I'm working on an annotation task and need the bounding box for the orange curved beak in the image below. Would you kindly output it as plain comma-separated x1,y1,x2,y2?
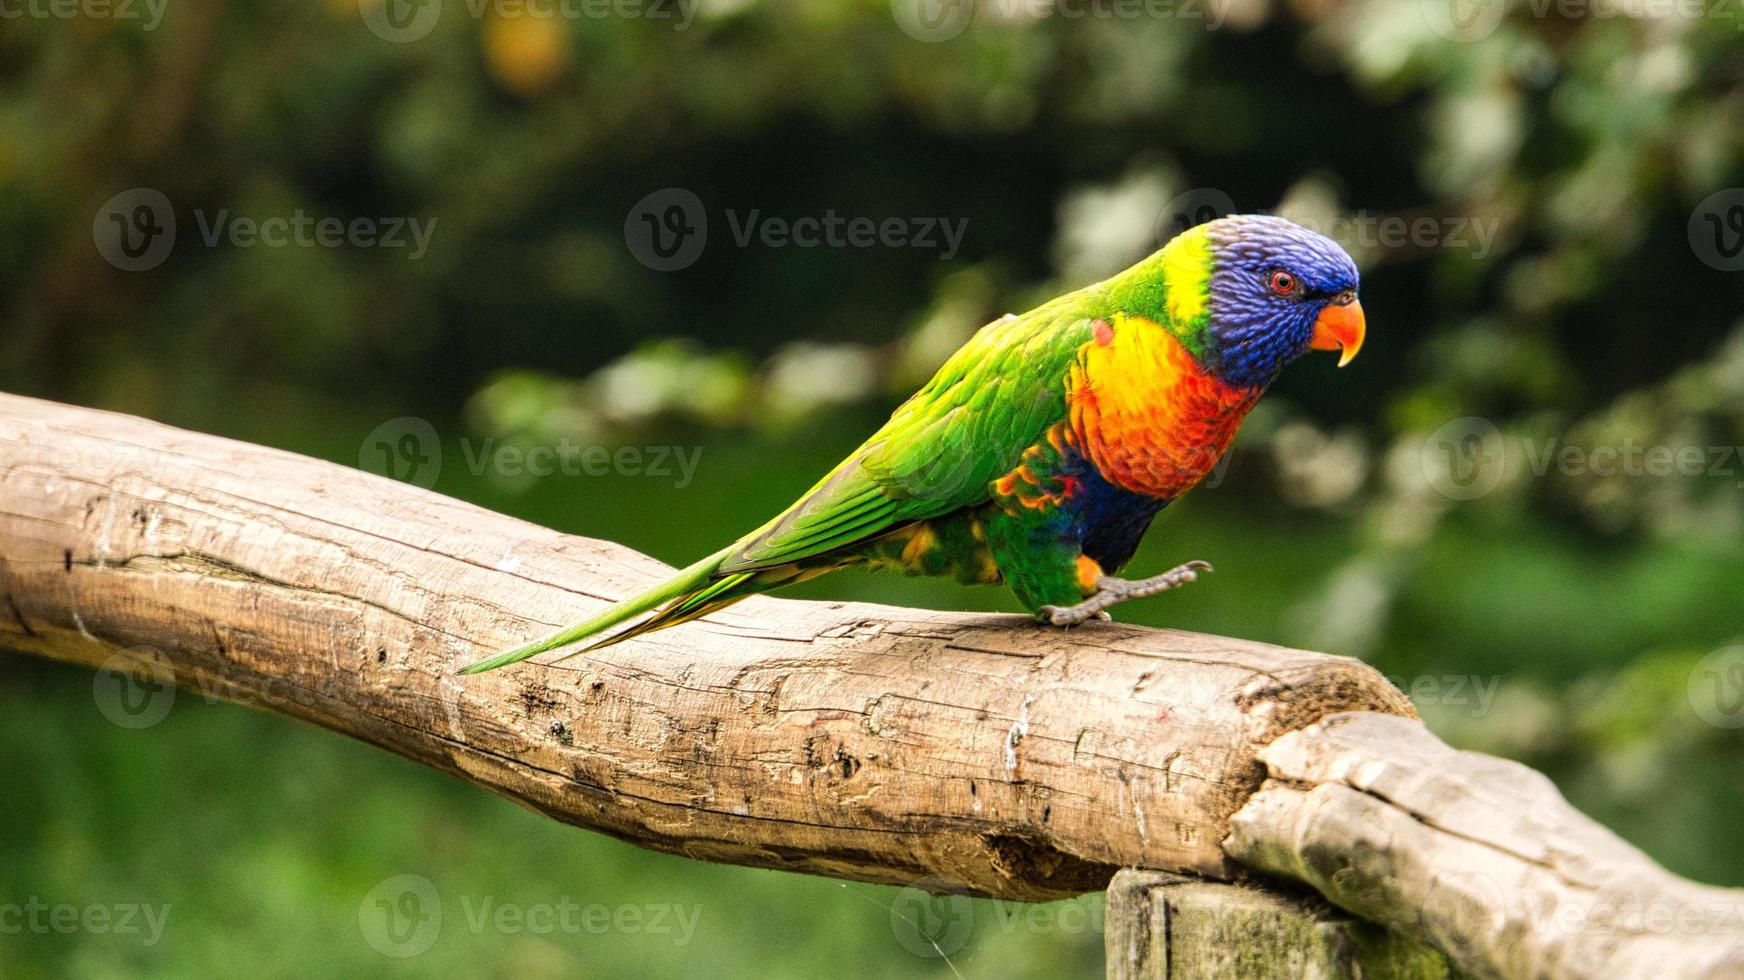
1310,294,1365,368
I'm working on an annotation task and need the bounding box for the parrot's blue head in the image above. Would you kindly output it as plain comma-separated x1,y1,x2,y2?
1161,214,1365,390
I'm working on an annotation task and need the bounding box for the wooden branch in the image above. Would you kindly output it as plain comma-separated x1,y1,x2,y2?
1226,713,1744,979
3,393,1741,980
0,393,1412,900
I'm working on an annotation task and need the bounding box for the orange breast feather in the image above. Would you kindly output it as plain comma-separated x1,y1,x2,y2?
1066,314,1260,500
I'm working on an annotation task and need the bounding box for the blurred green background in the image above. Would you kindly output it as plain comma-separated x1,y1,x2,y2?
4,0,1744,976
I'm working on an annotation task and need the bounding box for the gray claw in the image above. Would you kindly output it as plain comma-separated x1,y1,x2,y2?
1035,560,1213,627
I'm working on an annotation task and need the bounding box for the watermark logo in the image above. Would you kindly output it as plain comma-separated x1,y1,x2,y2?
456,896,701,942
1384,674,1502,716
358,417,706,489
456,440,704,488
1688,646,1744,729
362,0,696,41
1421,417,1507,500
94,190,437,271
1157,187,1237,244
624,188,969,272
1414,868,1744,941
888,878,976,958
359,874,443,958
92,649,176,729
1421,0,1507,42
892,0,1226,41
891,0,974,41
1690,188,1744,272
360,417,443,490
1422,418,1744,501
0,0,168,30
361,0,442,41
0,898,171,946
191,210,436,258
1155,192,1502,258
1418,870,1509,960
93,188,176,273
358,876,702,956
625,188,709,272
1426,0,1744,46
882,875,1104,960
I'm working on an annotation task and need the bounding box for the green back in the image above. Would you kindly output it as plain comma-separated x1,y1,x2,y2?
719,294,1100,574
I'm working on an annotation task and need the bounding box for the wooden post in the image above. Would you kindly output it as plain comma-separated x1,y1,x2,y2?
1105,870,1453,979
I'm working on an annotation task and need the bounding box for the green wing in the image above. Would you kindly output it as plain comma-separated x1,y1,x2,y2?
718,298,1097,574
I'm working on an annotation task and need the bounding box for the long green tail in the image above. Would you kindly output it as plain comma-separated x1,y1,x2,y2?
458,547,736,674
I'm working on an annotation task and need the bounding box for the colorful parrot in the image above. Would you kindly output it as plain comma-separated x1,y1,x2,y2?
461,214,1364,674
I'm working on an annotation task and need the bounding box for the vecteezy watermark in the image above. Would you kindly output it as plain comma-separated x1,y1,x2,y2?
1327,210,1502,258
92,189,176,273
359,875,442,958
1158,189,1502,258
1688,646,1744,729
886,876,1102,958
1419,0,1508,42
456,896,700,943
1546,897,1744,937
0,0,167,30
1518,435,1744,485
0,898,171,946
890,0,973,40
358,417,704,490
1416,870,1509,961
1419,416,1744,500
96,653,414,730
721,210,967,261
93,188,436,272
1157,187,1238,244
623,188,708,272
1426,0,1744,44
1690,188,1744,272
1421,417,1507,501
191,210,436,259
359,417,443,489
1383,674,1502,716
623,188,968,272
890,0,1227,42
358,875,701,957
888,878,976,957
92,649,177,730
360,0,696,43
1418,870,1744,945
455,439,703,487
91,647,318,731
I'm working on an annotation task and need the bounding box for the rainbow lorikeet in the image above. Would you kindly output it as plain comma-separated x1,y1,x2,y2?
461,215,1364,674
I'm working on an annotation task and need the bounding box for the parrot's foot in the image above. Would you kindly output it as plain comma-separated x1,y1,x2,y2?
1035,561,1212,627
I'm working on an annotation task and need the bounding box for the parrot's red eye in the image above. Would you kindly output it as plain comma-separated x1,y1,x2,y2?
1268,271,1298,296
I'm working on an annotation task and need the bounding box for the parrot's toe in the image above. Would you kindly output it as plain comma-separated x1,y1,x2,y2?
1036,560,1213,627
1036,605,1113,626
